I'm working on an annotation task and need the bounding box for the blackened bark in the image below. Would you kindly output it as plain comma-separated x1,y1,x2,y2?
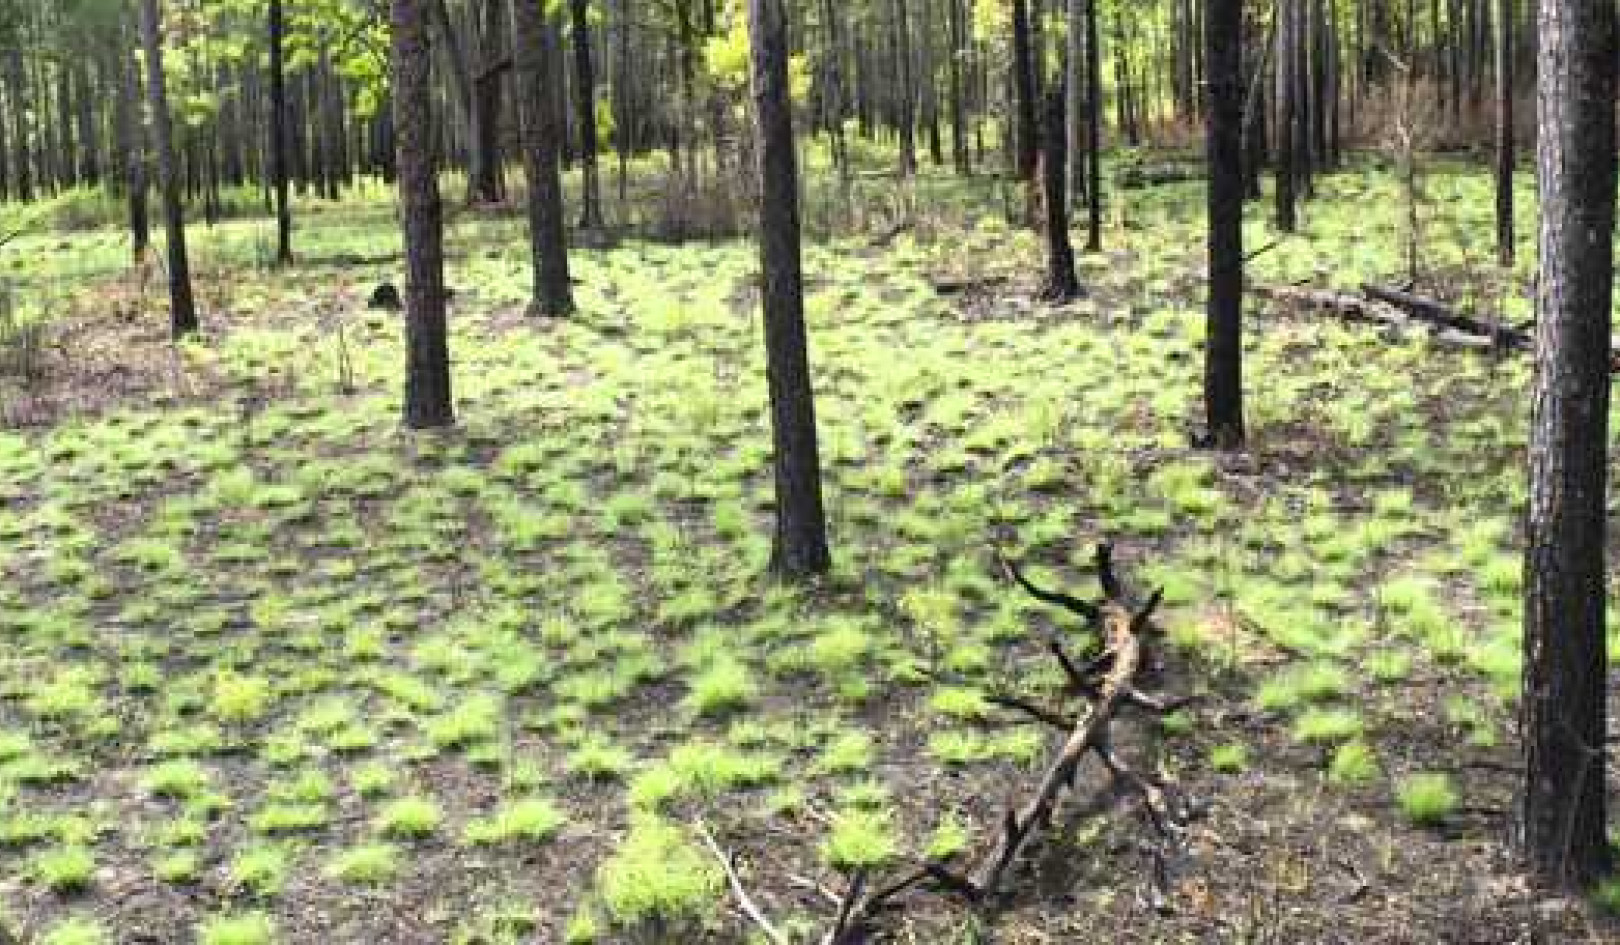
1521,0,1615,891
115,29,149,264
1205,0,1245,448
946,0,969,174
1083,0,1103,251
1274,0,1298,232
569,0,604,229
747,0,831,579
512,0,575,316
392,0,455,428
269,0,292,264
473,0,506,201
1040,88,1079,301
1010,0,1039,180
137,0,197,338
430,0,493,205
1493,0,1513,266
893,0,917,177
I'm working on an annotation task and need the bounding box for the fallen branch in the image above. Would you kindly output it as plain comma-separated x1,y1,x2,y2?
705,543,1190,940
1360,283,1529,349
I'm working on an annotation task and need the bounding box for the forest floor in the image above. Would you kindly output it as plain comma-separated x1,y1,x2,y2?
1,156,1618,944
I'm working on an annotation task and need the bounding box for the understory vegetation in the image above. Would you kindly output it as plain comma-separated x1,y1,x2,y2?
1,151,1607,942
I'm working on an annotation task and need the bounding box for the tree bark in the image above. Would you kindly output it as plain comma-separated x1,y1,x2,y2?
569,0,604,229
1493,0,1513,266
1274,0,1298,232
392,0,455,428
1040,86,1079,301
1010,0,1039,181
1521,0,1615,891
1205,0,1245,448
512,0,575,316
1083,0,1103,251
137,0,197,338
115,25,149,265
269,0,293,264
747,0,832,579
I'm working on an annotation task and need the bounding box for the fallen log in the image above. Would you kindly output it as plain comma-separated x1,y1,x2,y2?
1117,163,1207,189
1360,284,1530,350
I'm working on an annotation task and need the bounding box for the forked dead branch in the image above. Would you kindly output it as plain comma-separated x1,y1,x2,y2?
706,543,1193,942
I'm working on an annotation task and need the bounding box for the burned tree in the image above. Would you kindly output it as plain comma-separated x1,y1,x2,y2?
1521,0,1616,891
748,0,831,578
136,0,197,338
1039,87,1080,301
1204,0,1245,448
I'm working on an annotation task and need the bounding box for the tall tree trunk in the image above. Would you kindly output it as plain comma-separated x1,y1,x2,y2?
430,0,494,204
8,49,31,203
1275,0,1298,232
269,0,293,264
1066,0,1084,205
115,29,149,265
569,0,604,229
893,0,917,176
473,0,506,201
946,0,970,175
1040,85,1079,300
747,0,831,579
1083,0,1103,252
512,0,575,316
1205,0,1245,448
1493,0,1513,266
1010,0,1039,180
392,0,454,428
137,0,197,338
1521,0,1615,891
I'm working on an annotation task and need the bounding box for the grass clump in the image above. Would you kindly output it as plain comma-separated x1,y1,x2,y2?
1327,741,1380,786
463,797,566,845
1395,772,1459,826
198,912,275,945
229,844,291,896
821,807,899,870
375,796,442,839
40,917,108,945
324,842,400,885
33,844,96,891
596,814,721,926
683,656,757,717
1209,743,1249,774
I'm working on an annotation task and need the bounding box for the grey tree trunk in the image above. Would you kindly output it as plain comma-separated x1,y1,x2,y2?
137,0,197,338
569,0,605,229
1520,0,1615,892
747,0,831,579
391,0,455,428
1493,0,1513,266
512,0,575,317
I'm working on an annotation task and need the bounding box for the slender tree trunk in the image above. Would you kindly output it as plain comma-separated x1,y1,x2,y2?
430,0,493,204
269,0,293,264
1066,0,1084,205
1205,0,1245,448
1493,0,1513,266
116,29,150,264
1275,0,1298,232
947,0,969,174
1040,85,1079,300
512,0,575,316
1010,0,1039,180
1521,0,1616,891
1083,0,1103,252
392,0,454,428
569,0,604,229
893,0,917,176
137,0,197,338
747,0,831,579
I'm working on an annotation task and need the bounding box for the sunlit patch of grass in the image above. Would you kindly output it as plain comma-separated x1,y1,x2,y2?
324,842,400,885
198,912,275,945
463,797,566,845
822,806,898,870
375,796,441,839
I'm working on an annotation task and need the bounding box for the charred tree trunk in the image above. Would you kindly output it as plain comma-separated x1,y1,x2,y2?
1274,0,1298,232
1083,0,1103,252
137,0,197,338
748,0,832,579
115,27,149,265
1010,0,1039,181
1493,0,1513,266
893,0,917,177
392,0,455,428
569,0,604,229
512,0,575,316
1520,0,1615,892
269,0,293,264
1040,87,1079,301
1205,0,1245,448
